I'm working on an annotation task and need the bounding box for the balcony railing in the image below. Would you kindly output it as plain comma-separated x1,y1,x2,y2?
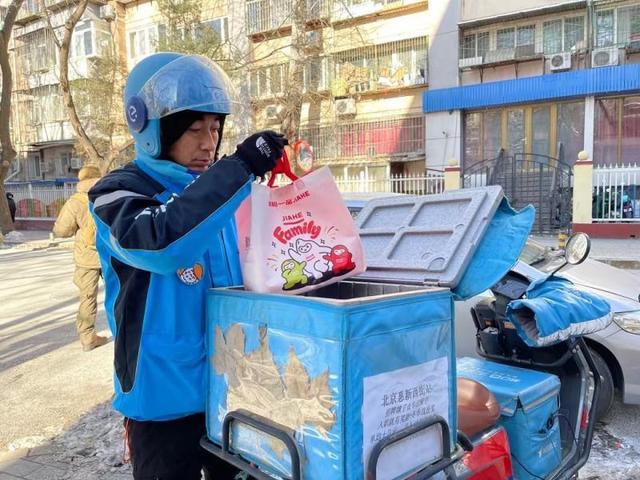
299,116,425,163
245,0,419,35
332,0,425,23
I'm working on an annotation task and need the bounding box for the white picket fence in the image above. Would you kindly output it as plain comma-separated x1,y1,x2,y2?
592,163,640,222
7,183,76,219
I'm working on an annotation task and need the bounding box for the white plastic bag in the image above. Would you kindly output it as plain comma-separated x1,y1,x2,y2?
237,166,365,294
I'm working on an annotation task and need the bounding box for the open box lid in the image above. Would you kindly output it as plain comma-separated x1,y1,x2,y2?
355,186,535,298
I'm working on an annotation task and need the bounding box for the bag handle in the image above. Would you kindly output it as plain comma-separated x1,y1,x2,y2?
267,149,299,188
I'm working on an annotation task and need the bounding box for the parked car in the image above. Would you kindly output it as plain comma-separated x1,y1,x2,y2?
346,196,640,419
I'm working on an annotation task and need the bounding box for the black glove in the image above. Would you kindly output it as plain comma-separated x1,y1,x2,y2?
235,130,288,178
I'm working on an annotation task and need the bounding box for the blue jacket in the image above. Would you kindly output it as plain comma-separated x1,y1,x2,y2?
89,157,252,421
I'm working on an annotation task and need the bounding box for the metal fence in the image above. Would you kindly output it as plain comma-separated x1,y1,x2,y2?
273,171,444,196
592,164,640,222
7,184,75,219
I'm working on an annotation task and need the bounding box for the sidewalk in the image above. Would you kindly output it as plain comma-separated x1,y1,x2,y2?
0,230,73,253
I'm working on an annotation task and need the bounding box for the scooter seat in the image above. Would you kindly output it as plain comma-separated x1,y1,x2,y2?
457,377,501,438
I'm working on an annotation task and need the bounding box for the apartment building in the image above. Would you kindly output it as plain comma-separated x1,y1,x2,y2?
424,0,640,231
246,0,428,181
10,0,113,181
426,0,640,169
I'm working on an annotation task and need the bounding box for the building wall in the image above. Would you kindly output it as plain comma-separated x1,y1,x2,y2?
425,0,461,170
248,1,429,176
460,0,582,23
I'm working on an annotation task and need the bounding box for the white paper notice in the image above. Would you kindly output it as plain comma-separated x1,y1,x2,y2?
362,357,450,480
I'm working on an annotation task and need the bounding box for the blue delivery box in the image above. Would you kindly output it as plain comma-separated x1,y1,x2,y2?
457,357,562,480
205,186,535,480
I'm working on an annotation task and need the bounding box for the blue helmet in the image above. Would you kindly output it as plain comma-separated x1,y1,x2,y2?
124,53,236,158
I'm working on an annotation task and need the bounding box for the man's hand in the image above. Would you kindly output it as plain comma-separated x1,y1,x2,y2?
235,131,288,178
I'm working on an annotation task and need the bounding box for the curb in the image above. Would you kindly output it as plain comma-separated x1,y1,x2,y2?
1,239,73,252
594,258,640,270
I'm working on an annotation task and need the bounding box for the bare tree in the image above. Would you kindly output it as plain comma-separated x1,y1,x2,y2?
51,0,131,174
0,0,25,234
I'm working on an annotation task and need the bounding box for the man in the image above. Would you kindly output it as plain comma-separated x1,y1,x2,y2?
6,192,16,223
53,165,108,352
88,53,286,479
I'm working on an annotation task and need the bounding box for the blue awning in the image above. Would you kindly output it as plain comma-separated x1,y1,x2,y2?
423,64,640,113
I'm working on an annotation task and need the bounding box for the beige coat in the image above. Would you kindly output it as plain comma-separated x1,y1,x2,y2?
53,178,100,269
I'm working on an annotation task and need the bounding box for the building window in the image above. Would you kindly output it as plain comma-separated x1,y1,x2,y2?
464,101,584,167
198,17,229,43
128,25,161,60
496,28,515,49
17,29,57,74
71,20,93,58
24,85,64,126
564,16,585,50
543,16,585,54
596,10,615,47
515,25,536,57
595,96,640,166
461,32,489,59
617,5,640,45
333,36,427,94
557,102,585,165
249,63,288,98
303,57,328,92
543,20,563,54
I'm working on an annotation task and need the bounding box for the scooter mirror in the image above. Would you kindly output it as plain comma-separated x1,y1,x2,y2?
565,232,591,265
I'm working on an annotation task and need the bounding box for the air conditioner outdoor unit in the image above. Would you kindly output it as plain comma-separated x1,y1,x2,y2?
265,104,283,121
70,157,82,169
549,52,572,71
592,47,619,67
458,56,483,68
99,4,115,21
335,98,356,117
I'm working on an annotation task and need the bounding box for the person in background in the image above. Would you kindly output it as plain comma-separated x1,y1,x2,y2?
6,192,16,223
88,53,286,479
53,165,109,352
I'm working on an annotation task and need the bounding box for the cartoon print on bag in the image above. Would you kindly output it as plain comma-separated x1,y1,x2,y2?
281,259,309,290
323,244,356,276
288,238,331,280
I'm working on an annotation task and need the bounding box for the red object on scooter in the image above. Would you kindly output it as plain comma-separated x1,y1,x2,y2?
463,427,514,480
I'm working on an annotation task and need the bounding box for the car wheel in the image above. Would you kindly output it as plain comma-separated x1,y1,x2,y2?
590,349,614,421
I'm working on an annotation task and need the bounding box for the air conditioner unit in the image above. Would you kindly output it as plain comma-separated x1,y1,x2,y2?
99,4,115,21
458,56,483,68
592,47,619,68
265,104,283,121
70,157,82,169
335,98,356,117
549,52,572,72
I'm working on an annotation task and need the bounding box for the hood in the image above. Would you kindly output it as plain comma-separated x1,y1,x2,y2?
560,258,640,304
76,178,99,193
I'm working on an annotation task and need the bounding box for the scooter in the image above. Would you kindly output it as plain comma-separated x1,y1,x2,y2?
201,232,605,480
453,232,602,480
